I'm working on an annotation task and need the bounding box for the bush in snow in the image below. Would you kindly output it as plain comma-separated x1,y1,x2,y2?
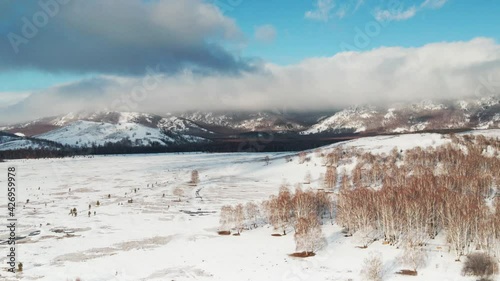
173,187,184,202
400,245,427,274
361,253,384,281
190,170,200,185
462,253,498,280
219,205,234,232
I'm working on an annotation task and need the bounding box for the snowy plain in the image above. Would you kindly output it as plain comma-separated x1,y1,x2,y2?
1,131,499,281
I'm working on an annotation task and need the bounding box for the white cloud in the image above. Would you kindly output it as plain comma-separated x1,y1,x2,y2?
254,25,277,43
0,92,30,109
3,38,500,123
305,0,336,21
305,0,364,21
374,6,417,21
421,0,448,9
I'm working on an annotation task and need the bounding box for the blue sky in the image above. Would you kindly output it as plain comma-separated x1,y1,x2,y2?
1,0,500,123
232,0,499,64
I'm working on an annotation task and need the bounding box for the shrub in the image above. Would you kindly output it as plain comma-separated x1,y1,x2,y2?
190,170,200,185
401,246,427,273
361,253,384,281
462,253,498,279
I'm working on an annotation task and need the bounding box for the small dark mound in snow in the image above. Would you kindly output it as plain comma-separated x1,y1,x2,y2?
397,270,418,276
289,252,316,258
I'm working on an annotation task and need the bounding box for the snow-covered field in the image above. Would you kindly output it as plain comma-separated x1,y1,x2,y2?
1,132,499,281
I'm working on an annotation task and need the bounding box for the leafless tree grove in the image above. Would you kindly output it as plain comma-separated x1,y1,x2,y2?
337,135,500,260
219,134,500,261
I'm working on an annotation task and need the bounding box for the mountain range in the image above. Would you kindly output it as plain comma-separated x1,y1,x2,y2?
1,96,499,152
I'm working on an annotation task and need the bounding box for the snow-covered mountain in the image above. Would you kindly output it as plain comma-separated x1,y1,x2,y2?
0,112,212,151
302,106,378,134
302,96,500,134
0,132,62,151
180,111,309,132
1,96,499,151
35,120,173,147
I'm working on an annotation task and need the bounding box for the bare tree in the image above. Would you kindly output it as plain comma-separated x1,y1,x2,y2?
292,187,316,221
173,187,184,202
264,156,271,165
323,166,336,190
190,170,200,185
276,186,293,235
245,201,260,229
294,214,325,255
401,245,427,273
361,252,384,281
304,171,312,184
234,204,245,234
219,205,234,232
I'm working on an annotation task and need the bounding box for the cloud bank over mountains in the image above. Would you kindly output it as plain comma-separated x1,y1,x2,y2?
2,38,500,124
0,0,499,124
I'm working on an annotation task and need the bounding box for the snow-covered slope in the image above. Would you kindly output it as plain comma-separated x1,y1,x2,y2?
302,96,500,135
35,120,174,147
181,111,308,132
323,132,451,154
302,106,378,134
0,133,61,151
158,116,210,134
1,130,499,280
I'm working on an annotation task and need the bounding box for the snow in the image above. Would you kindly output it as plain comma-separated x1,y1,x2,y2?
51,112,96,127
301,107,376,134
458,100,469,111
384,108,396,120
181,112,305,132
410,100,446,111
393,127,408,133
0,135,58,151
323,133,450,155
460,129,500,139
410,122,428,132
0,131,499,280
477,113,500,129
0,139,49,151
158,116,209,134
35,120,173,147
117,112,154,124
